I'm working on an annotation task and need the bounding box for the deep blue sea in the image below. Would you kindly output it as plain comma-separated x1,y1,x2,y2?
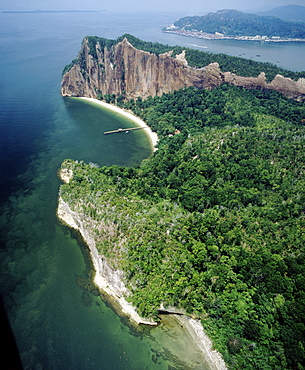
0,10,304,370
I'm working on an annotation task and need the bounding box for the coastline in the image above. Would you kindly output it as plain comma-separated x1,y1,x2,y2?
57,100,227,369
162,29,305,43
57,196,227,369
174,315,227,370
57,175,227,369
57,196,157,326
78,97,159,152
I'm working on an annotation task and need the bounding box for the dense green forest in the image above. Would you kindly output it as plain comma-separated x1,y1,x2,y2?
60,84,305,369
174,9,305,38
63,34,305,82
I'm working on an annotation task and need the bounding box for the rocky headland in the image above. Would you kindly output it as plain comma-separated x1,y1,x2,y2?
61,36,305,102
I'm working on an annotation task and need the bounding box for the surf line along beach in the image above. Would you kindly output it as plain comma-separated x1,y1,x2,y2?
58,96,227,370
79,97,159,151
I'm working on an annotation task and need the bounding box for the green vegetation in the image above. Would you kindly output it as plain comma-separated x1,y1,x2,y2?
183,50,305,82
62,58,78,76
60,84,305,369
62,34,305,82
174,9,305,38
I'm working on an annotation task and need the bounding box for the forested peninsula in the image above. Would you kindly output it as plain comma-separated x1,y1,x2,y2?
59,35,305,369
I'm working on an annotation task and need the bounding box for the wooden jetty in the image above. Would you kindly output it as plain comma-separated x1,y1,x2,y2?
104,126,148,135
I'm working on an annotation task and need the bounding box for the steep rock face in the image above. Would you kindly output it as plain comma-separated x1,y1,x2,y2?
61,38,224,99
61,37,305,102
223,71,268,90
268,75,305,102
224,72,305,102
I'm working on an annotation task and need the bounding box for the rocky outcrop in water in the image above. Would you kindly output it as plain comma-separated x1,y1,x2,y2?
61,36,305,102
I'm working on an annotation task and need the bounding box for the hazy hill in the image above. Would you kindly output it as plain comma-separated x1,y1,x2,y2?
174,9,305,38
257,5,305,23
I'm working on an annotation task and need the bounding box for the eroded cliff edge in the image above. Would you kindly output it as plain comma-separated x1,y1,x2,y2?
58,167,157,326
57,166,227,370
61,36,305,102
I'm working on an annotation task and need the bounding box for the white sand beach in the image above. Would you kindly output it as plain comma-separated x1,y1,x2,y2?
79,97,158,151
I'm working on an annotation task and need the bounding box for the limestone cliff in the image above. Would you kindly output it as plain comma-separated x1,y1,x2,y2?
61,36,305,102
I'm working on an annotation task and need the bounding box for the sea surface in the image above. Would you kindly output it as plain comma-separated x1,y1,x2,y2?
0,10,304,370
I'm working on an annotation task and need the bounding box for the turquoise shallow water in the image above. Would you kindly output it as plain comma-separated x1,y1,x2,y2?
0,84,209,370
0,95,209,369
0,10,304,370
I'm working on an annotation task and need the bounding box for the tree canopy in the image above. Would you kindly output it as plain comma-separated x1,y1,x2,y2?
60,83,305,369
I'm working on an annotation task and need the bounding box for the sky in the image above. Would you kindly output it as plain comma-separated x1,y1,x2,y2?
1,0,304,14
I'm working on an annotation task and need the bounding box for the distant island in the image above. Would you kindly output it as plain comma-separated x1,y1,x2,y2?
163,9,305,42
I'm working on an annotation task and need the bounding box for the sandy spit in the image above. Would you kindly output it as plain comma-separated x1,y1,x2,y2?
78,97,159,151
174,315,227,370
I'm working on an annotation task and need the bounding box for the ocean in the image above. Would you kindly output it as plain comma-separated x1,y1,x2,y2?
0,10,304,370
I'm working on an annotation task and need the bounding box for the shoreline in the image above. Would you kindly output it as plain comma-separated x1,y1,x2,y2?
174,315,227,370
78,97,159,152
57,196,227,369
56,190,227,369
57,100,227,368
57,196,157,326
162,29,305,43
